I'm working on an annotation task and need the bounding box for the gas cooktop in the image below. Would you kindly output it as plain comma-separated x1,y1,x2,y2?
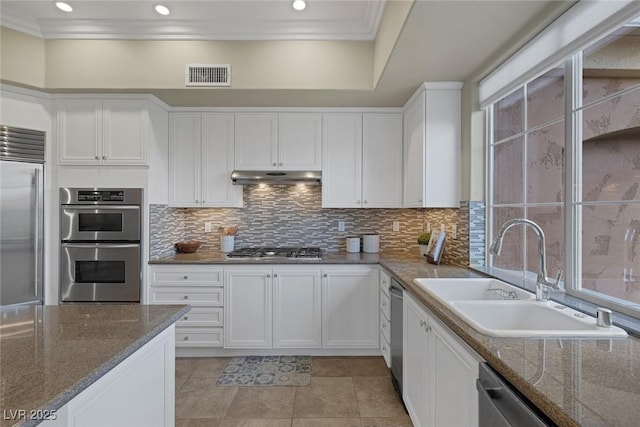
226,247,322,259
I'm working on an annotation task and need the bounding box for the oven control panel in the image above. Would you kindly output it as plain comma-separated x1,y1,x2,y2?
77,190,125,202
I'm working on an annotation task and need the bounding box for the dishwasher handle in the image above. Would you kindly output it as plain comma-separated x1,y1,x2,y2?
477,363,551,427
389,278,403,297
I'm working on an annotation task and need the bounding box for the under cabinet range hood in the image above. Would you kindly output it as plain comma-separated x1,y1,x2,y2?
231,170,321,185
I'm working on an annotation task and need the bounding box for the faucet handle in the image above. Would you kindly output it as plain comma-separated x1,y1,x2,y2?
553,269,563,288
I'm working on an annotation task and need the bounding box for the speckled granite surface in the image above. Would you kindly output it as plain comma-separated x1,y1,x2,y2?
150,250,640,427
0,304,189,427
149,249,383,265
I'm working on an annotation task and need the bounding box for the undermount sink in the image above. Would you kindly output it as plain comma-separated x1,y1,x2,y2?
413,278,628,338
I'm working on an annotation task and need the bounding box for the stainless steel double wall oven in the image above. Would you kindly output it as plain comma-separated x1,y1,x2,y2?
59,188,142,302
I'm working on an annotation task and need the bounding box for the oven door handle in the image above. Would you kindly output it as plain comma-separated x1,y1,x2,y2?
61,205,140,210
61,242,140,249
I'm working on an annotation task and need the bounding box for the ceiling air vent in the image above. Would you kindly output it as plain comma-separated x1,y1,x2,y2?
185,64,231,87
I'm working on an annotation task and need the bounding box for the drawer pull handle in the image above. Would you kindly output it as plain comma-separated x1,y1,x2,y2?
183,295,189,300
419,320,426,327
183,336,189,341
267,274,271,278
323,273,328,278
274,273,278,278
183,275,188,280
382,324,387,329
183,316,189,321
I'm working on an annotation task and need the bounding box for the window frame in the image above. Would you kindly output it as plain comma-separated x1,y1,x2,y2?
485,40,640,319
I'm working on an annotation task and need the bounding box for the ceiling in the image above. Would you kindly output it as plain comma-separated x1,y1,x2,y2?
0,0,386,40
0,1,574,107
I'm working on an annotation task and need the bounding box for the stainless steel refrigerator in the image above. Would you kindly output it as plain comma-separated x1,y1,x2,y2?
0,125,45,306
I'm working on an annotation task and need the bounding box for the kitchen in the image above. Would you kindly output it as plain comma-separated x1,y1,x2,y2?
2,1,640,426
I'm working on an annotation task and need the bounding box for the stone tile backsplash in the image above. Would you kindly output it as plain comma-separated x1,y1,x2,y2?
149,185,479,266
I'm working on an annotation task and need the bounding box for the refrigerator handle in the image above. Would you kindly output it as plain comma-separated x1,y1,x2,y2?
34,167,40,297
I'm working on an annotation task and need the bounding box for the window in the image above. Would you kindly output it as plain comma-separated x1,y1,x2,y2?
487,20,640,317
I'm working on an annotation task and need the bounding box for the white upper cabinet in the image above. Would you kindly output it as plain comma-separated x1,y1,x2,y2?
234,112,321,171
58,98,149,166
403,83,462,208
278,113,322,170
322,112,402,208
235,113,279,170
362,113,403,208
169,112,242,208
322,113,363,208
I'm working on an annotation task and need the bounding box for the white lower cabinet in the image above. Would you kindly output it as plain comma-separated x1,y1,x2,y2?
322,266,379,348
148,265,224,348
42,326,175,427
224,268,273,348
403,292,479,427
224,267,323,349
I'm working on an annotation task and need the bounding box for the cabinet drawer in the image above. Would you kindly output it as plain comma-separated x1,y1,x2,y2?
380,309,390,343
380,331,391,367
380,289,390,320
379,270,390,297
150,287,223,306
176,327,223,348
177,306,223,327
151,266,222,287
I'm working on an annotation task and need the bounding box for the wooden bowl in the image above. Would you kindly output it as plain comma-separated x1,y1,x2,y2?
175,240,201,253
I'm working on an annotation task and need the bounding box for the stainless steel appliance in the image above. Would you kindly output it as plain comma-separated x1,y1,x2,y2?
226,247,322,259
477,363,553,426
389,278,403,395
231,170,321,185
0,125,45,306
59,188,142,302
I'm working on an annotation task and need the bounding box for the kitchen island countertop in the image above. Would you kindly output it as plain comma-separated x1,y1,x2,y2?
0,304,189,427
150,249,640,427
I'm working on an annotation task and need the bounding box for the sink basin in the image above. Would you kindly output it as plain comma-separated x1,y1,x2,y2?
413,278,627,338
413,278,534,304
450,300,628,338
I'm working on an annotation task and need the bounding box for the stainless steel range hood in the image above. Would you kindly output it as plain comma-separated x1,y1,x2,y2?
231,170,321,185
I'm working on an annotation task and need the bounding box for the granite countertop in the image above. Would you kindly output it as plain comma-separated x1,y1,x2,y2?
0,304,189,427
150,250,640,427
149,249,382,265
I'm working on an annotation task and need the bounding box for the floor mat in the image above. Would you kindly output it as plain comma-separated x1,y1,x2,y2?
216,355,312,386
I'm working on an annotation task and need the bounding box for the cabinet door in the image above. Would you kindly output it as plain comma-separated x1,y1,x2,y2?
278,113,322,170
403,293,430,427
321,114,362,208
57,99,102,165
235,113,278,170
273,269,322,348
102,99,148,165
202,113,243,207
168,113,201,207
321,267,378,348
423,90,461,208
431,318,479,427
363,113,403,207
403,91,426,207
224,269,273,348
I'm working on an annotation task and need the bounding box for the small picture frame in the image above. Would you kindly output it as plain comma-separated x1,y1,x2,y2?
426,231,446,265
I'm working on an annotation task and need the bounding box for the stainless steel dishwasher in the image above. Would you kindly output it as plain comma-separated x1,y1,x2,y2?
477,363,554,426
389,278,403,396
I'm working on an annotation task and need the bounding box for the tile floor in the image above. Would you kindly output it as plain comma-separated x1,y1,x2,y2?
175,356,413,427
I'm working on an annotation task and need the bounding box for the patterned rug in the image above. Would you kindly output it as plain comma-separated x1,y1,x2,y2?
216,356,312,386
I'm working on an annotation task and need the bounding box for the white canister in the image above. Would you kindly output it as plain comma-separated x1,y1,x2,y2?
220,235,235,253
346,237,360,253
363,234,380,253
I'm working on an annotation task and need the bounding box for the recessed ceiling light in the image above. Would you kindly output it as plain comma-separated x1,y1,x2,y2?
55,2,73,13
292,0,306,11
154,4,170,16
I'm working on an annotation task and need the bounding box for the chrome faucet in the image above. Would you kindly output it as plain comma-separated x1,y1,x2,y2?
489,218,562,301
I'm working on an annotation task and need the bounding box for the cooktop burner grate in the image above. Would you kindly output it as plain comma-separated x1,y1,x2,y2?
226,247,322,259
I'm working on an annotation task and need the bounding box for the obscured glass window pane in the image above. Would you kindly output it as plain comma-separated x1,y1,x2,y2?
527,122,564,203
493,137,524,205
527,67,565,128
493,88,524,141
